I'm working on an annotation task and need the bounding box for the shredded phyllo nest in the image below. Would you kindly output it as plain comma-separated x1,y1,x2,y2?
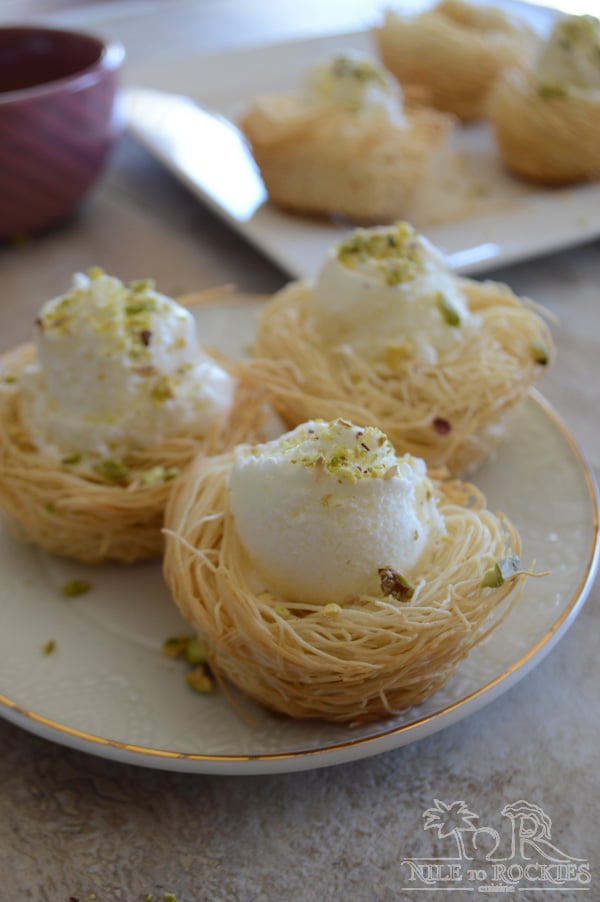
0,343,272,564
163,450,538,724
241,276,554,476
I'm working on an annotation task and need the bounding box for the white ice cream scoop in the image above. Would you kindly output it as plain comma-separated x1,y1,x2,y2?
313,221,476,365
229,419,445,605
304,51,405,124
20,269,235,460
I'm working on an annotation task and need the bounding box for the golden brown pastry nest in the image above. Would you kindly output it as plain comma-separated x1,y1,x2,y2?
241,276,554,476
0,343,269,564
163,444,528,724
374,0,536,122
240,95,453,223
487,67,600,185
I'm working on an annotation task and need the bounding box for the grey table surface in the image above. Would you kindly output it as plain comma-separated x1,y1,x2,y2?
0,2,598,900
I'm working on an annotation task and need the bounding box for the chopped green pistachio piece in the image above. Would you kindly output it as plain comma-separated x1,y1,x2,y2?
125,297,158,315
141,465,180,485
481,564,504,588
142,466,167,485
130,278,155,294
45,502,57,515
530,341,550,365
274,604,291,619
62,579,92,597
164,894,179,902
323,602,342,617
538,83,566,99
481,554,521,588
436,292,461,327
469,182,489,198
87,266,104,280
94,458,129,481
2,374,17,384
378,567,414,601
61,451,81,465
186,666,213,693
184,636,208,665
161,635,194,659
151,376,175,402
331,54,388,88
42,639,56,655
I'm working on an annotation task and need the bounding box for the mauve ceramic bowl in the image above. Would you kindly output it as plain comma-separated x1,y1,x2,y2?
0,25,125,239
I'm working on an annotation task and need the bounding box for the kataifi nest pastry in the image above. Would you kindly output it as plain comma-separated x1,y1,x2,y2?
374,0,536,122
163,417,530,724
239,51,453,223
487,14,600,185
240,222,554,476
0,270,268,564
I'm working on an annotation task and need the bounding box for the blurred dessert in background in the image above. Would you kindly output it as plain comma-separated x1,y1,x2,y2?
374,0,536,122
240,51,453,223
487,14,600,184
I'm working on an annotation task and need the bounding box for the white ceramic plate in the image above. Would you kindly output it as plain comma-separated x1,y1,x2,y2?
0,300,598,774
122,25,600,281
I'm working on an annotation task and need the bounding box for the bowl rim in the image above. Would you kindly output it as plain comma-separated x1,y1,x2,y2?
0,24,125,106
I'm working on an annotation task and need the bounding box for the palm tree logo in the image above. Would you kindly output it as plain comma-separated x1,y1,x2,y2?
423,799,479,860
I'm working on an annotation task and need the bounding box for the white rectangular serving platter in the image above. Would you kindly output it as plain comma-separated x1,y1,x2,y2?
123,23,600,280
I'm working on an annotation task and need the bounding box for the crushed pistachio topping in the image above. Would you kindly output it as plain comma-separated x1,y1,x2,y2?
378,567,415,601
62,579,92,597
61,451,81,465
337,222,426,285
42,639,56,656
141,465,180,485
330,54,389,88
151,376,176,403
36,269,175,367
306,51,400,117
184,636,208,666
186,667,214,693
94,458,130,482
538,83,567,99
282,419,398,484
162,635,194,658
530,341,550,365
163,635,213,693
436,292,461,327
2,374,17,384
45,502,57,514
481,554,521,588
323,602,342,617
